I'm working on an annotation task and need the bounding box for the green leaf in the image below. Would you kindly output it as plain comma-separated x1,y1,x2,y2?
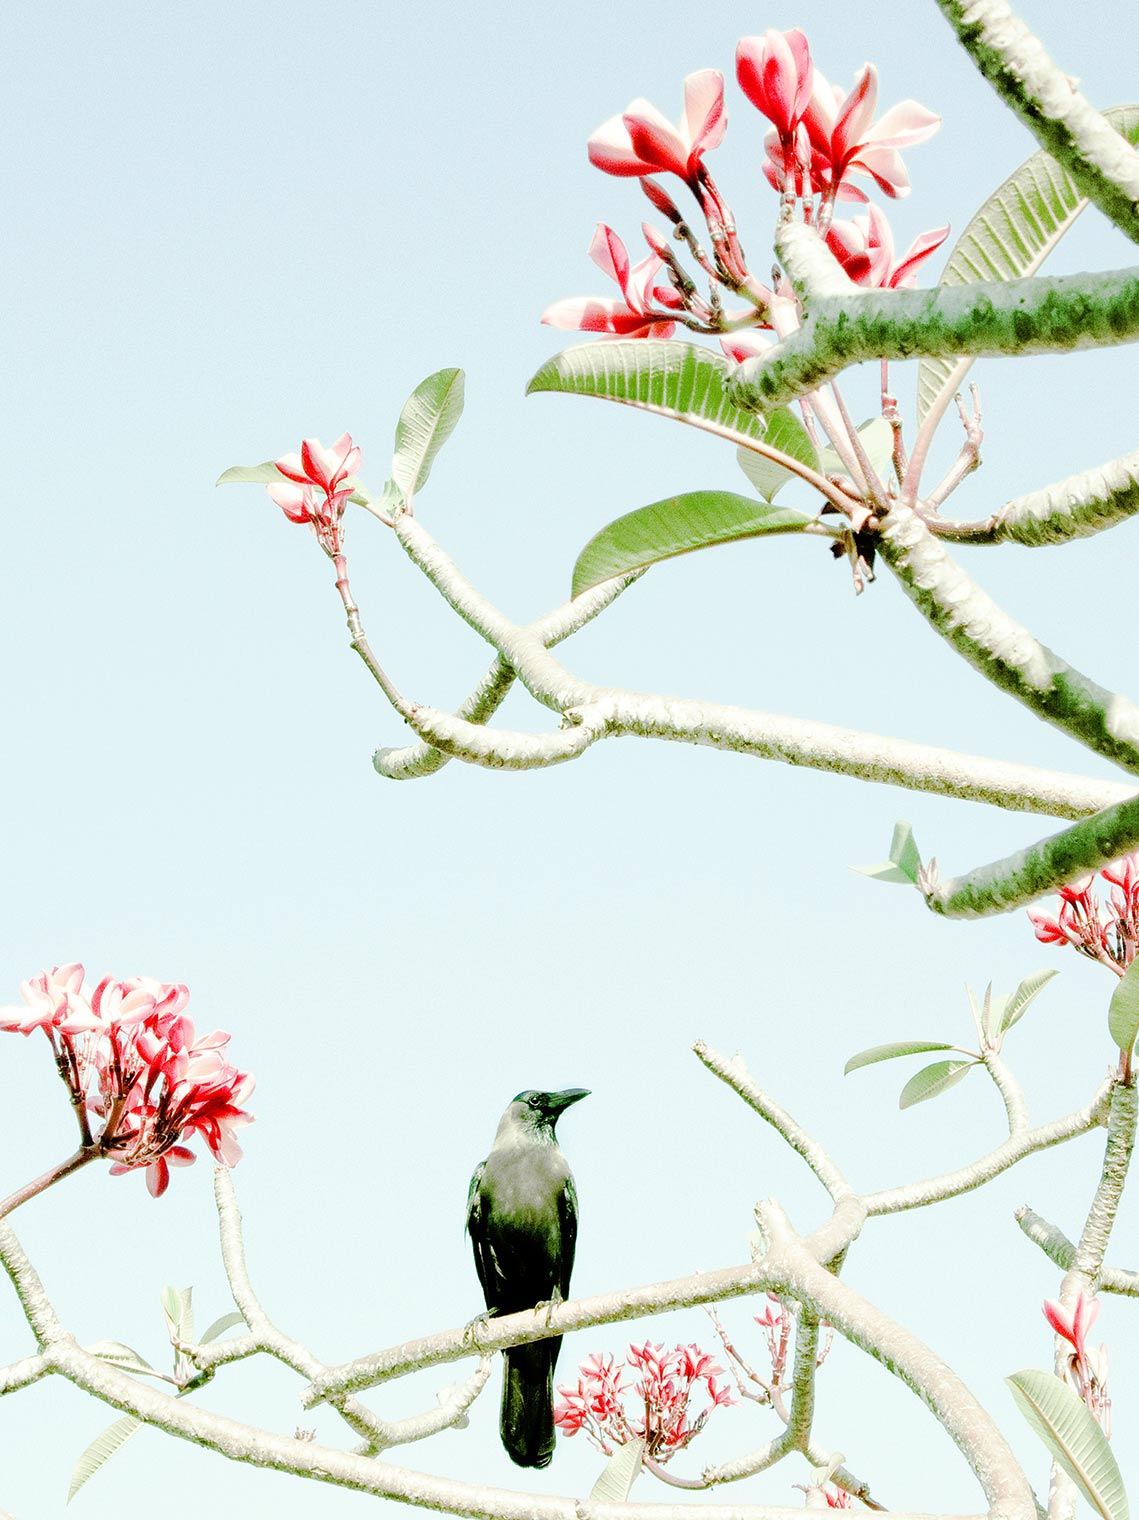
68,1416,142,1502
844,1040,955,1075
589,1437,645,1502
85,1340,155,1374
819,417,894,482
734,406,820,501
852,820,922,885
160,1285,194,1345
216,460,282,487
391,368,464,500
200,1311,245,1345
571,491,814,598
917,105,1139,425
898,1058,977,1110
1108,956,1139,1056
375,478,405,516
528,339,784,453
1007,1368,1129,1520
999,968,1060,1035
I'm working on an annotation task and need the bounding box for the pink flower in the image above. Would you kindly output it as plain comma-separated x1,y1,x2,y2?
1044,1292,1099,1361
1102,853,1139,895
1027,909,1068,946
826,1487,854,1509
1027,856,1139,975
588,71,726,184
825,204,949,288
0,963,96,1036
719,330,773,365
736,30,813,141
1044,1293,1111,1435
275,432,361,496
555,1340,733,1461
268,432,360,555
90,977,158,1030
542,224,678,339
2,963,253,1199
800,64,939,201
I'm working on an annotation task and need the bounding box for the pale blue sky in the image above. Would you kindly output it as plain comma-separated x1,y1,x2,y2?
2,2,1137,1515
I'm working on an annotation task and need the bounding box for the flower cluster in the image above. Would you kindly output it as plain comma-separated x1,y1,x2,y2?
1043,1293,1111,1436
267,432,361,557
554,1342,733,1462
1,964,253,1197
543,28,946,345
1027,853,1139,975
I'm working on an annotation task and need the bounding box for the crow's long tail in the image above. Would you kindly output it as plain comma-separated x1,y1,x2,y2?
501,1336,561,1469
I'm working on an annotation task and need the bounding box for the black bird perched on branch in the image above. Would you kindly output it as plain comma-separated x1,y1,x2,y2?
466,1087,589,1469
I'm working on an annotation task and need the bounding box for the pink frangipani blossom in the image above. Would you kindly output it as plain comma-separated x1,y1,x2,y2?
542,224,678,339
268,431,360,555
0,963,97,1036
1026,852,1139,975
825,204,949,288
736,30,813,141
800,63,940,201
275,432,361,496
1043,1292,1099,1361
588,71,726,184
1043,1292,1111,1435
2,963,254,1200
555,1340,733,1460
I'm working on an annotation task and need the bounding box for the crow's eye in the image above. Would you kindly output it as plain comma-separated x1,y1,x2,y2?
528,1094,542,1110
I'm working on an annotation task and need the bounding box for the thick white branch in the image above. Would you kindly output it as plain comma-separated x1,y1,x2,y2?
864,1080,1111,1215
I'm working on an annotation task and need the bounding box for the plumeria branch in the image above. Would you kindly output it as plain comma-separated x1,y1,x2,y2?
1059,1080,1137,1292
0,1350,51,1395
934,0,1139,245
729,224,1139,412
174,1167,491,1453
693,1043,853,1203
923,447,1139,546
376,573,642,780
1014,1206,1139,1297
877,502,1139,777
371,507,1136,822
863,1076,1113,1215
980,1051,1029,1136
922,791,1139,919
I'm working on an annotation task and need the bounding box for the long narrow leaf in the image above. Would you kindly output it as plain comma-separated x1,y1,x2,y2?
844,1041,955,1075
1007,1369,1129,1520
68,1416,142,1502
529,340,786,453
572,491,813,597
216,461,281,486
917,105,1139,425
200,1311,246,1344
819,417,894,482
85,1340,154,1373
391,368,465,499
852,820,922,885
734,406,820,500
1108,956,1139,1056
898,1058,977,1110
999,968,1060,1034
590,1438,645,1502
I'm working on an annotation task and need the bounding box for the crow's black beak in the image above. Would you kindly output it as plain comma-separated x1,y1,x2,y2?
545,1088,590,1116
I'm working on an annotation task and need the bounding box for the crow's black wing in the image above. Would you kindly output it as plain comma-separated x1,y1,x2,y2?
465,1161,498,1310
556,1173,579,1302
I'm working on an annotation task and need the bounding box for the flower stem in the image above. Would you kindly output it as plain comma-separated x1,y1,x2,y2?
0,1147,100,1219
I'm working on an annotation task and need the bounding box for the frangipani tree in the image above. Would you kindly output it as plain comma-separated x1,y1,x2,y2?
3,4,1139,1520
